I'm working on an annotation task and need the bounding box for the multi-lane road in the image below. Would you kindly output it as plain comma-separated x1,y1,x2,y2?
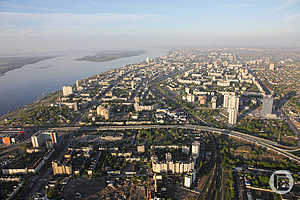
51,124,300,163
5,123,298,163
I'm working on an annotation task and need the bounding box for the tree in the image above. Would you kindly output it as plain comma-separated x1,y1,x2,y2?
47,187,59,199
19,143,27,158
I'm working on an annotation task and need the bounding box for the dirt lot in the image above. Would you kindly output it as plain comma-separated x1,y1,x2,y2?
172,185,198,200
61,177,105,200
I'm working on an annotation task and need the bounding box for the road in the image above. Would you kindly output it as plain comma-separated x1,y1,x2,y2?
25,134,73,199
51,124,300,163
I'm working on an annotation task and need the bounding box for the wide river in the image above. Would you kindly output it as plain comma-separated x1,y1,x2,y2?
0,48,167,116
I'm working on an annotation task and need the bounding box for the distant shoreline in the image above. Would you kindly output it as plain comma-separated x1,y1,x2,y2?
0,51,148,120
76,50,146,62
0,48,166,117
0,56,56,75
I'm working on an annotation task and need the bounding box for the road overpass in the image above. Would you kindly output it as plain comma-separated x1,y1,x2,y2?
51,124,300,163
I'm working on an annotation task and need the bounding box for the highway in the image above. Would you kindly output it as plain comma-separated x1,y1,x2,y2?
50,124,300,163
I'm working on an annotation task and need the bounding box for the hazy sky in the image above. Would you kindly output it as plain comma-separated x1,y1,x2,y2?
0,0,299,55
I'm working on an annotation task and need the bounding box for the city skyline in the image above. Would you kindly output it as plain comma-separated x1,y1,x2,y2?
0,0,300,55
1,47,300,199
1,1,300,199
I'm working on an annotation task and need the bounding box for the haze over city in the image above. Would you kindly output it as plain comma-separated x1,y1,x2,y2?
0,0,300,55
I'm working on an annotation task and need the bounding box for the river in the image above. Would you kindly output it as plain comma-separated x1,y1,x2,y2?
0,48,167,116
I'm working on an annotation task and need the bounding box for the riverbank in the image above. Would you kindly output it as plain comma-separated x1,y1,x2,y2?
0,48,167,116
0,90,61,123
76,50,145,62
0,56,56,75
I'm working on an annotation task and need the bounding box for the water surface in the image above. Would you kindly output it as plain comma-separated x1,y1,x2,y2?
0,48,167,116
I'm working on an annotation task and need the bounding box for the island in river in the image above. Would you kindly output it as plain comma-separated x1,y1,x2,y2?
76,50,146,62
0,56,56,75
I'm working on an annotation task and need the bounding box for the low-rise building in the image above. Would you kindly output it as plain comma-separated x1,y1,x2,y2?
96,105,110,120
134,103,154,112
62,86,73,96
52,161,72,175
137,145,145,153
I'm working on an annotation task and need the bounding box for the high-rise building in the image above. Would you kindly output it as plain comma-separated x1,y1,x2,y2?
31,134,45,148
228,95,239,112
146,57,150,65
76,80,80,88
151,156,195,174
269,63,275,70
31,131,58,148
75,80,83,91
184,171,196,188
48,131,58,144
262,95,273,116
228,108,238,125
184,174,193,188
62,86,73,96
46,140,54,150
211,96,217,109
223,94,230,108
192,141,200,157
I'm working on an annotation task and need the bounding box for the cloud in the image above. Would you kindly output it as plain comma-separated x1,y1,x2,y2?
284,14,300,31
285,14,300,21
276,0,300,10
0,12,159,25
284,0,300,6
0,11,162,37
0,1,61,12
224,2,253,9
